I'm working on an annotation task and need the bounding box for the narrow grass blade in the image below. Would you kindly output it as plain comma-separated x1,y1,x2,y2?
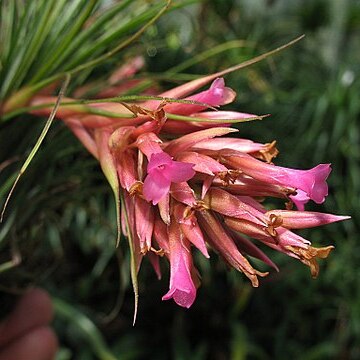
120,192,139,326
1,74,71,222
1,0,54,97
26,0,173,98
29,0,98,83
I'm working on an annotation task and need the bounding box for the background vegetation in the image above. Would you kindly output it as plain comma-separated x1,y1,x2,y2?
0,0,359,359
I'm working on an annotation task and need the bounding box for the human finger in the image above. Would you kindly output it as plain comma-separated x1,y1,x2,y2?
0,288,54,347
0,326,58,360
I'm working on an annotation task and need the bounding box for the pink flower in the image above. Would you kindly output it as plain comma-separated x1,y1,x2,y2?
283,164,331,204
162,222,197,308
147,78,236,115
142,152,195,205
221,151,331,205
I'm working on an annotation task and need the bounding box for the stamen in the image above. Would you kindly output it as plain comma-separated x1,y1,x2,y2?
150,247,165,256
129,181,143,196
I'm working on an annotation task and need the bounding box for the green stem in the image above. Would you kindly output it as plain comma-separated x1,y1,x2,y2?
1,95,217,121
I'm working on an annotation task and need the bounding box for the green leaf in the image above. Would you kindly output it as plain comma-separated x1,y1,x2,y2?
53,297,117,360
1,74,70,222
120,192,139,326
1,0,55,97
29,0,98,83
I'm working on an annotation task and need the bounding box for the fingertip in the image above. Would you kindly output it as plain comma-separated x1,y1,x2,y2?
21,288,54,323
0,326,58,360
0,288,54,346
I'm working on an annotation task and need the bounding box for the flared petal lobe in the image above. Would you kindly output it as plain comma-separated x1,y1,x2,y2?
289,189,310,210
143,152,195,205
165,160,196,183
147,151,172,171
143,170,170,206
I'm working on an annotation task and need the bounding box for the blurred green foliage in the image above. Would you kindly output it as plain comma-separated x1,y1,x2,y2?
1,0,359,359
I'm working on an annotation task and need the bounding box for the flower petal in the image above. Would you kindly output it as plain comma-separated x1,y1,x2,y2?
185,78,236,107
166,161,195,183
289,189,310,210
143,170,171,205
147,152,172,172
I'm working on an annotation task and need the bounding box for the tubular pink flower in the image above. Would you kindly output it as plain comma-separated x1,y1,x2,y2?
143,152,195,205
222,151,331,205
211,175,293,199
178,78,235,111
284,164,331,204
162,222,197,308
148,78,236,115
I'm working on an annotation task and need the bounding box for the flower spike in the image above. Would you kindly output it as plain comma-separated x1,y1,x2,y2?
28,43,349,310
